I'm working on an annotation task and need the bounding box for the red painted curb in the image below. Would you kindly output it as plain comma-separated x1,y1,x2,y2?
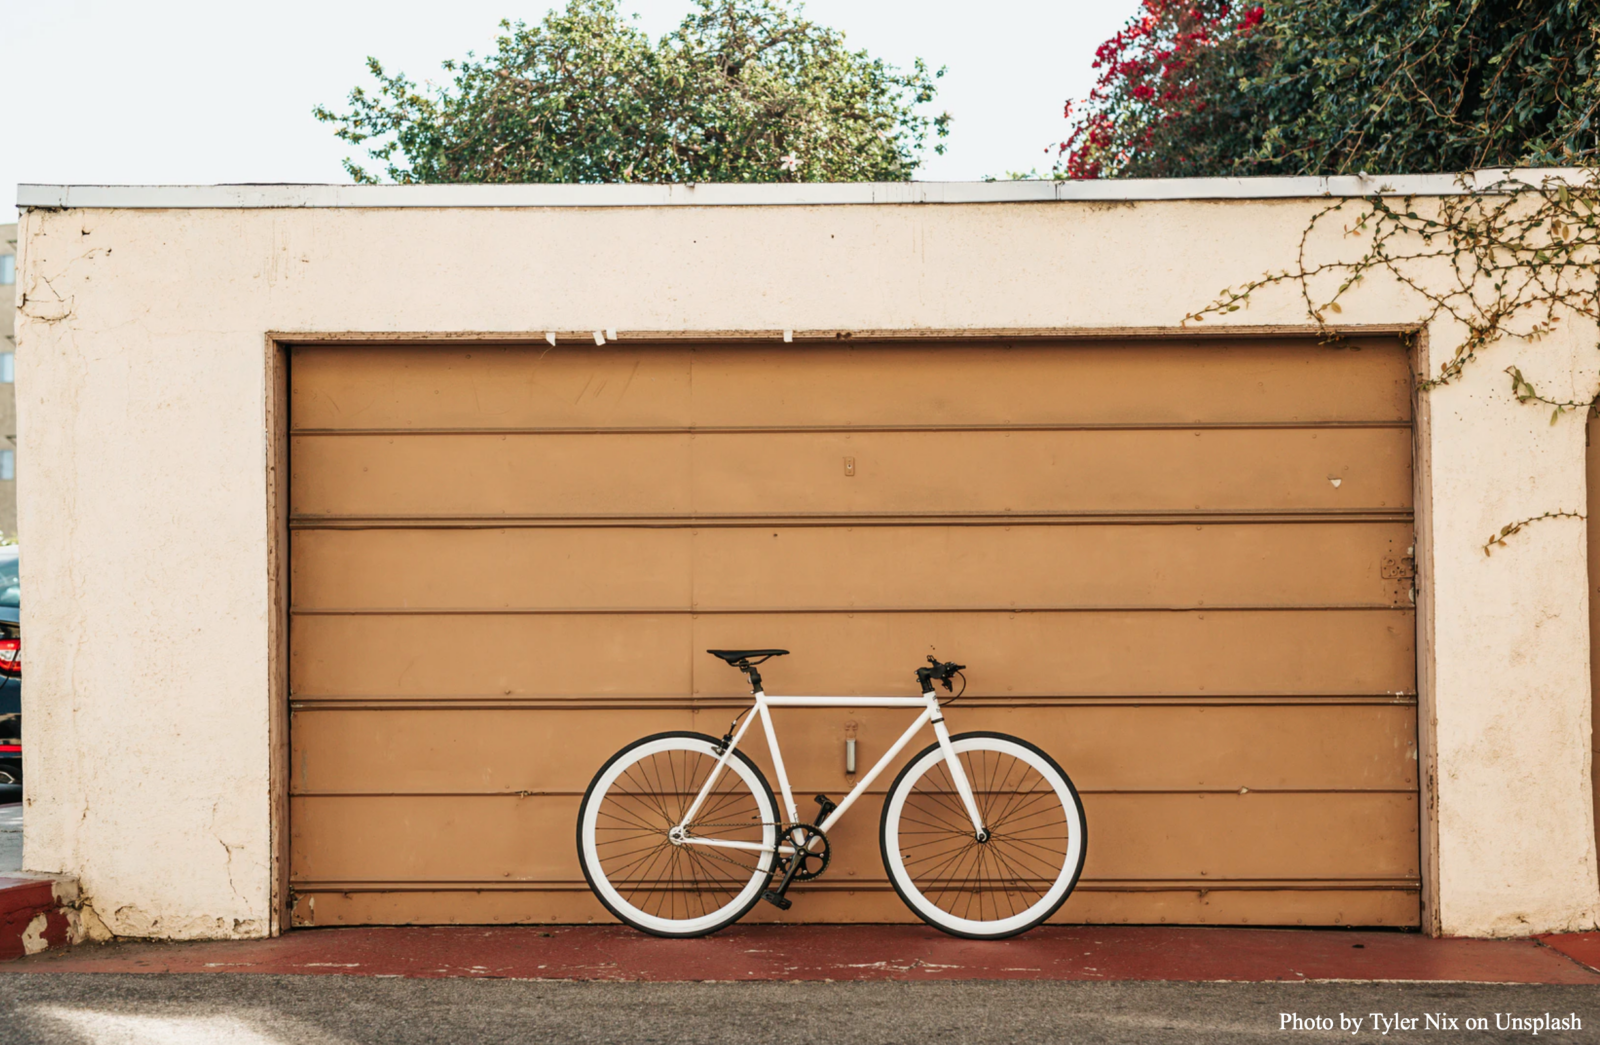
1538,931,1600,974
9,925,1600,983
0,877,73,961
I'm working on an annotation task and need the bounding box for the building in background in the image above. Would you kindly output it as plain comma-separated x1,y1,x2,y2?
0,225,14,539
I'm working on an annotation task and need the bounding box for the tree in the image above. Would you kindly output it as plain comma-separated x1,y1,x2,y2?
315,0,949,184
1057,0,1600,179
1055,0,1266,180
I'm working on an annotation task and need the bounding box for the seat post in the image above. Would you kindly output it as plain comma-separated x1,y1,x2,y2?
706,649,787,691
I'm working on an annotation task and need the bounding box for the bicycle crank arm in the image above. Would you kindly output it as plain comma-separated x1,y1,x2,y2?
762,823,829,910
761,852,803,910
813,794,837,825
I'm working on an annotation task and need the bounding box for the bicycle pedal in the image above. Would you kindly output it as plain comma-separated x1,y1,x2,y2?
761,890,793,911
813,794,837,824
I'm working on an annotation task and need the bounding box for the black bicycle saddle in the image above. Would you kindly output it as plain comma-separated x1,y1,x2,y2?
706,649,790,665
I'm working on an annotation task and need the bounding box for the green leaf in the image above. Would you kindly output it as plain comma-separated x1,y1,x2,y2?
316,0,949,184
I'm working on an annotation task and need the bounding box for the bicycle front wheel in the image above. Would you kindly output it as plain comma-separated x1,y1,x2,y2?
881,731,1086,939
577,731,777,937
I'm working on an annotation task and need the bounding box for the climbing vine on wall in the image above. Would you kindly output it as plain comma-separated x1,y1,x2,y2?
1183,171,1600,554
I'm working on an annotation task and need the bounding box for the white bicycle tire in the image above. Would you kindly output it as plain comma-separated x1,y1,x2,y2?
577,732,778,937
881,732,1086,939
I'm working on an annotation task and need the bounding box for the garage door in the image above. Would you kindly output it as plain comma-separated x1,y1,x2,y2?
288,337,1419,927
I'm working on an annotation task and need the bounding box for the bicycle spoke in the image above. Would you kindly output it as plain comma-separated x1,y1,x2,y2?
585,738,772,931
892,740,1078,932
593,729,1080,940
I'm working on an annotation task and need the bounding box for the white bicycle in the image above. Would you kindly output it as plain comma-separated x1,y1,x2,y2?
577,650,1088,939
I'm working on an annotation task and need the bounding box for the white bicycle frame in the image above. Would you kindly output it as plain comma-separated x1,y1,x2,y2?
675,686,986,856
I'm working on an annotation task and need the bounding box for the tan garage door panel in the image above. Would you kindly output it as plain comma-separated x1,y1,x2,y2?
292,610,1412,700
293,428,1409,519
294,523,1412,610
294,705,1418,794
288,337,1418,927
289,340,1411,428
292,792,1415,883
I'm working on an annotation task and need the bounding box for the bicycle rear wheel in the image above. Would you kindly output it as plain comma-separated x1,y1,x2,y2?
880,731,1086,939
577,731,777,937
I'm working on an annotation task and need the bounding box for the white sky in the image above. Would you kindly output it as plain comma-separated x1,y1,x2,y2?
1,0,1140,222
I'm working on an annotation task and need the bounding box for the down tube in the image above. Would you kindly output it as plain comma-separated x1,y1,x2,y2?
817,707,935,833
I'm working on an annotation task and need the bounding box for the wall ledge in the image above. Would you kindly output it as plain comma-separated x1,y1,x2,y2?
16,169,1595,211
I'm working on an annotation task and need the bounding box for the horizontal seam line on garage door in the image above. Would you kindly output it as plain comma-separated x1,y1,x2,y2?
290,511,1414,522
289,604,1415,614
288,508,1414,521
290,421,1415,435
289,513,1416,530
288,878,1423,892
284,791,1415,800
288,788,1421,798
287,695,1419,709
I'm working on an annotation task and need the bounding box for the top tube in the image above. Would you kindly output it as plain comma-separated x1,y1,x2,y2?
759,695,934,708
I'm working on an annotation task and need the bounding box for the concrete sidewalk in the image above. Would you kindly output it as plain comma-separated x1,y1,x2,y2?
6,925,1599,983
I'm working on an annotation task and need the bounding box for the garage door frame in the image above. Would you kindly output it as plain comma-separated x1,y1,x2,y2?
265,323,1436,935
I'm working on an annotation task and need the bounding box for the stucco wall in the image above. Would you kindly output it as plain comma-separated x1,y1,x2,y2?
16,187,1600,938
0,224,16,540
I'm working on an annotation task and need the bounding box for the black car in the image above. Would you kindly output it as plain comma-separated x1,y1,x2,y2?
0,547,20,786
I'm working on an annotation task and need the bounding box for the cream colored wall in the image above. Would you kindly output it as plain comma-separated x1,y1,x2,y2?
0,224,16,540
15,194,1600,939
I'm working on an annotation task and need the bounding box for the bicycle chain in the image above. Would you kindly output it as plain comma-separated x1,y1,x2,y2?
675,822,830,882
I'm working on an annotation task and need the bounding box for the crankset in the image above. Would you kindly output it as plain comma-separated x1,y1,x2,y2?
761,822,830,910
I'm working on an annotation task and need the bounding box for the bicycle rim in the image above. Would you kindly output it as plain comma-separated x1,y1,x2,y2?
881,733,1085,938
578,733,776,937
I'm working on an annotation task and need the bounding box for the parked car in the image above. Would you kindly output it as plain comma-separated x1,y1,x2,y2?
0,547,20,786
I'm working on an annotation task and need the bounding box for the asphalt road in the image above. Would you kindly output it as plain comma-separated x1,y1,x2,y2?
0,802,22,876
0,976,1593,1044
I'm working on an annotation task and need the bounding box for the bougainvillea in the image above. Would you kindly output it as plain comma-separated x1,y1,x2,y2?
1055,0,1266,179
1058,0,1600,179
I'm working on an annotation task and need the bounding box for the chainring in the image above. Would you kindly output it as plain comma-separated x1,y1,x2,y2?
776,822,831,882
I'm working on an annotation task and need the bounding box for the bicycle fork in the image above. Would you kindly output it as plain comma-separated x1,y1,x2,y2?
928,702,989,842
